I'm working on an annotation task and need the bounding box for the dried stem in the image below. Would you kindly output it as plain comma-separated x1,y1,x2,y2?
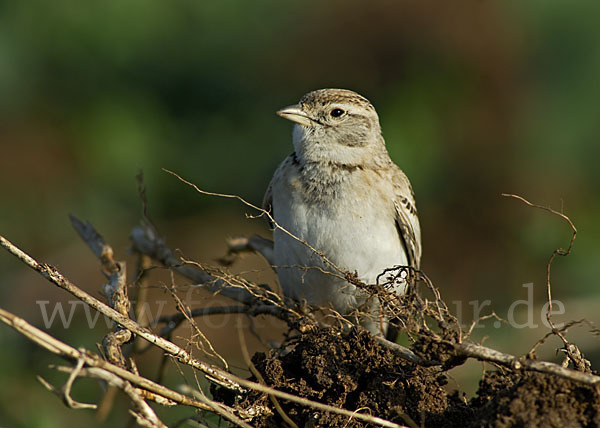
0,234,241,392
502,193,589,371
0,308,211,411
1,183,599,427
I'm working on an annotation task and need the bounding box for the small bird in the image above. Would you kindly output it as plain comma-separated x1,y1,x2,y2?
263,89,421,335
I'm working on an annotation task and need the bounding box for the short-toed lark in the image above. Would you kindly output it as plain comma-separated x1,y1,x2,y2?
264,89,421,335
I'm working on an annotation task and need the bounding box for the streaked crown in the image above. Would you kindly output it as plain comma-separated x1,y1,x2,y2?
299,88,376,113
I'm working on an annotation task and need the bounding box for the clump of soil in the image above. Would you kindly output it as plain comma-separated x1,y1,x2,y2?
470,370,600,428
251,327,451,427
213,327,600,427
215,327,458,427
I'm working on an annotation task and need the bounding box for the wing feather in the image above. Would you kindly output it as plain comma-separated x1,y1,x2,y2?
391,166,422,269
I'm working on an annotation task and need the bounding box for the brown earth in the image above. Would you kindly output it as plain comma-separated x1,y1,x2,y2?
214,327,600,427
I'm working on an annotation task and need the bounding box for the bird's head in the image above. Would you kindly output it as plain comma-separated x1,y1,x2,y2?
277,89,387,167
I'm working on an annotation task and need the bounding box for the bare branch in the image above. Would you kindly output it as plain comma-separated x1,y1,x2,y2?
0,307,214,410
156,304,298,337
0,235,242,392
457,341,599,386
130,224,259,305
221,235,275,266
123,380,168,428
374,336,429,365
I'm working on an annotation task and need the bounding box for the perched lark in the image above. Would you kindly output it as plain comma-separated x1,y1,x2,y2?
263,89,421,335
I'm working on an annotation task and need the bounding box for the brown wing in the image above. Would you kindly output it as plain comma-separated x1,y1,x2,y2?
392,167,422,269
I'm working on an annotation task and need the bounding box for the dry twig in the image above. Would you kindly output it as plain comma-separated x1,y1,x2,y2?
1,180,599,427
503,193,590,372
0,234,241,392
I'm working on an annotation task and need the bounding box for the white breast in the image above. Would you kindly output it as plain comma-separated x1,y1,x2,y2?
271,166,408,314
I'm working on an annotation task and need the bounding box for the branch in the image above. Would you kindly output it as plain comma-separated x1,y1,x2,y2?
1,305,409,427
457,341,599,385
0,307,210,410
156,304,298,337
71,215,133,368
0,234,241,392
221,235,275,266
130,224,261,305
374,336,428,365
0,307,258,427
374,332,600,386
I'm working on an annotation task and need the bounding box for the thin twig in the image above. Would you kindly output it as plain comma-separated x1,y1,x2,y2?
0,306,258,427
219,370,409,428
0,307,212,410
238,323,299,428
130,224,262,305
37,355,97,410
156,304,298,337
166,281,229,370
502,193,576,328
502,193,589,371
0,235,241,392
163,168,347,277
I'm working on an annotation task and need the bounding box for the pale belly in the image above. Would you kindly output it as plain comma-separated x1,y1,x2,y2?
271,179,408,314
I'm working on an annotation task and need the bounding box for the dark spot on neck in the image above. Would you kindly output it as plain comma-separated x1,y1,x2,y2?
327,161,362,172
291,151,304,172
291,151,299,165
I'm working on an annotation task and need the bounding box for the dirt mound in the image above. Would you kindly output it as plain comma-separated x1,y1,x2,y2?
471,370,600,428
215,327,600,427
249,328,450,427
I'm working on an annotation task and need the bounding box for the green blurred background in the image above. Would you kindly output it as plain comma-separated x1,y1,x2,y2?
1,1,599,426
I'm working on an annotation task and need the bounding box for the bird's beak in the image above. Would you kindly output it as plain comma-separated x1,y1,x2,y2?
276,104,314,127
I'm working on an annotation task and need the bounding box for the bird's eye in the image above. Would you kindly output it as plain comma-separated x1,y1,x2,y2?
330,108,345,118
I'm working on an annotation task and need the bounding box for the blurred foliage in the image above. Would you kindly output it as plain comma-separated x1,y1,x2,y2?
1,1,600,426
